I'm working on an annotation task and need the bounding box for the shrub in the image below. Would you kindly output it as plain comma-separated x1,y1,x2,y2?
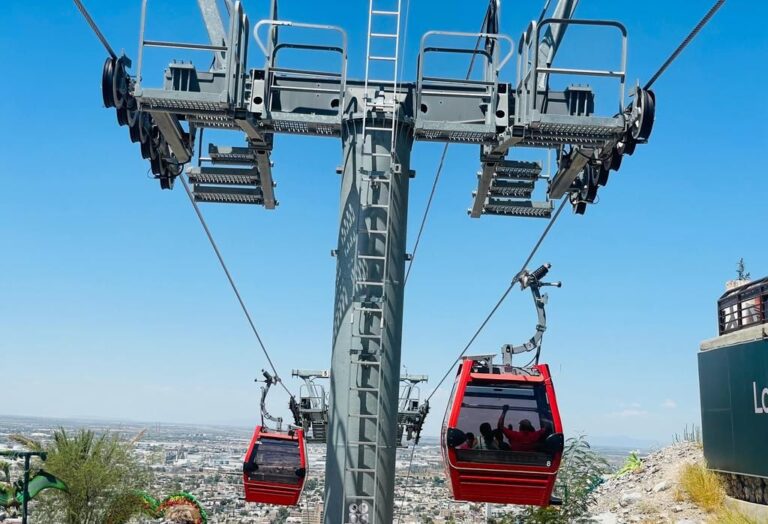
679,463,724,512
616,450,642,477
496,435,609,524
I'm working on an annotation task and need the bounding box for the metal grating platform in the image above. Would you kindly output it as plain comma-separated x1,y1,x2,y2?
193,186,264,205
487,179,535,198
483,198,553,218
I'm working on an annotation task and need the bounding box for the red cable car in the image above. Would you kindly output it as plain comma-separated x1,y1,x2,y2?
243,426,307,506
442,358,564,506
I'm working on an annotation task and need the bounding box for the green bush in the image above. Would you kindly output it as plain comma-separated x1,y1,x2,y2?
493,435,609,524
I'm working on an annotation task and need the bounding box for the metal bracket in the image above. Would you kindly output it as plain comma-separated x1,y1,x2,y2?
501,263,561,365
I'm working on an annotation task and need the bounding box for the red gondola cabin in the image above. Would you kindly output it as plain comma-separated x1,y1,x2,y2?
442,358,564,506
243,426,307,506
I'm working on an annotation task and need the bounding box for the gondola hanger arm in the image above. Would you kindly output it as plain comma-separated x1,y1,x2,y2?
502,263,561,365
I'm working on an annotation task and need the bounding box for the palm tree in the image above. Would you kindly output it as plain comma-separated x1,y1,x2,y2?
13,428,149,524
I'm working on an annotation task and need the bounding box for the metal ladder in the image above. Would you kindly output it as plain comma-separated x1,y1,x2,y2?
344,1,403,522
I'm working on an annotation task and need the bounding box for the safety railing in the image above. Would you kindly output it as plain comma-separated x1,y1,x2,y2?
299,384,328,412
253,20,348,120
416,31,514,130
398,385,422,413
516,18,627,125
135,0,250,108
718,277,768,335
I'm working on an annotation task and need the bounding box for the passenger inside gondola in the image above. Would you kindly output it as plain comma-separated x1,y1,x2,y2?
476,422,496,450
447,380,561,466
499,406,551,452
456,432,476,449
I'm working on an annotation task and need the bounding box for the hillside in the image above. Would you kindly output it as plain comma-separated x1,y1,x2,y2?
589,442,717,524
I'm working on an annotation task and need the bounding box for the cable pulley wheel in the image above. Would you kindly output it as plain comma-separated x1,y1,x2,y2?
140,134,152,159
116,106,129,127
150,154,162,175
630,88,655,142
610,146,623,171
581,165,598,203
139,115,152,158
597,164,610,187
101,58,116,108
127,108,142,143
112,58,128,111
569,193,587,215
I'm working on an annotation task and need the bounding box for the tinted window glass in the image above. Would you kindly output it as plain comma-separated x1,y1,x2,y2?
246,437,301,485
451,380,555,464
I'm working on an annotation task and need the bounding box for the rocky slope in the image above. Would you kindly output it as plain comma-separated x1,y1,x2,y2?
589,442,712,524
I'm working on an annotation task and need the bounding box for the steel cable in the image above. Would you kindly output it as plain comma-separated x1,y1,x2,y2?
72,0,117,59
644,0,725,90
179,175,294,398
403,9,490,285
425,196,568,403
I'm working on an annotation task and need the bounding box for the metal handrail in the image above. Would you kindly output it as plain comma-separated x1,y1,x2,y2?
253,20,348,119
719,296,766,335
135,0,249,107
519,18,628,121
515,20,538,125
416,31,514,129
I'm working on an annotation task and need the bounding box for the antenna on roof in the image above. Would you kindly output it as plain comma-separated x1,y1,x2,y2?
737,258,751,281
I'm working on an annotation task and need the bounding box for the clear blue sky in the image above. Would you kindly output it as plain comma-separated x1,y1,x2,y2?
1,0,765,445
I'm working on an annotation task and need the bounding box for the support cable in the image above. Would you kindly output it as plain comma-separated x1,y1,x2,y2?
179,176,294,398
425,197,567,403
403,8,490,285
395,442,418,524
72,0,118,59
644,0,725,90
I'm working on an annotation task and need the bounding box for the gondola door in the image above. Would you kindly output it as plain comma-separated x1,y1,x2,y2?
442,359,564,506
243,426,307,506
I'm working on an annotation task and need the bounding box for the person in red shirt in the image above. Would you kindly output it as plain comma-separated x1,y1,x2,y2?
498,405,549,451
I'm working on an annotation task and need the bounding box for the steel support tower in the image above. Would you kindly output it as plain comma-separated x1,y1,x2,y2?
87,0,656,521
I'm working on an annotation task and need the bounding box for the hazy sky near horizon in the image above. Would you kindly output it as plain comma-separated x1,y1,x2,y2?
1,0,766,444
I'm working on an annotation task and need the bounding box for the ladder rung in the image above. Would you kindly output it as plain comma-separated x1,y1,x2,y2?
354,304,383,311
369,152,392,157
358,281,385,286
369,55,397,62
371,9,400,15
352,360,381,366
349,414,379,419
365,126,394,131
353,333,382,339
351,387,379,392
348,441,379,446
359,229,388,235
361,204,390,209
357,255,386,260
371,33,398,38
348,495,376,500
346,468,377,474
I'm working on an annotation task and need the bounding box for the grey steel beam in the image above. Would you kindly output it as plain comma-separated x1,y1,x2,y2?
325,119,412,524
537,0,579,90
470,160,499,218
548,146,592,199
148,111,192,163
253,147,276,210
197,0,228,70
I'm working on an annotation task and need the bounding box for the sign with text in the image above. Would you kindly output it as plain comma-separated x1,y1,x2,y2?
698,339,768,478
